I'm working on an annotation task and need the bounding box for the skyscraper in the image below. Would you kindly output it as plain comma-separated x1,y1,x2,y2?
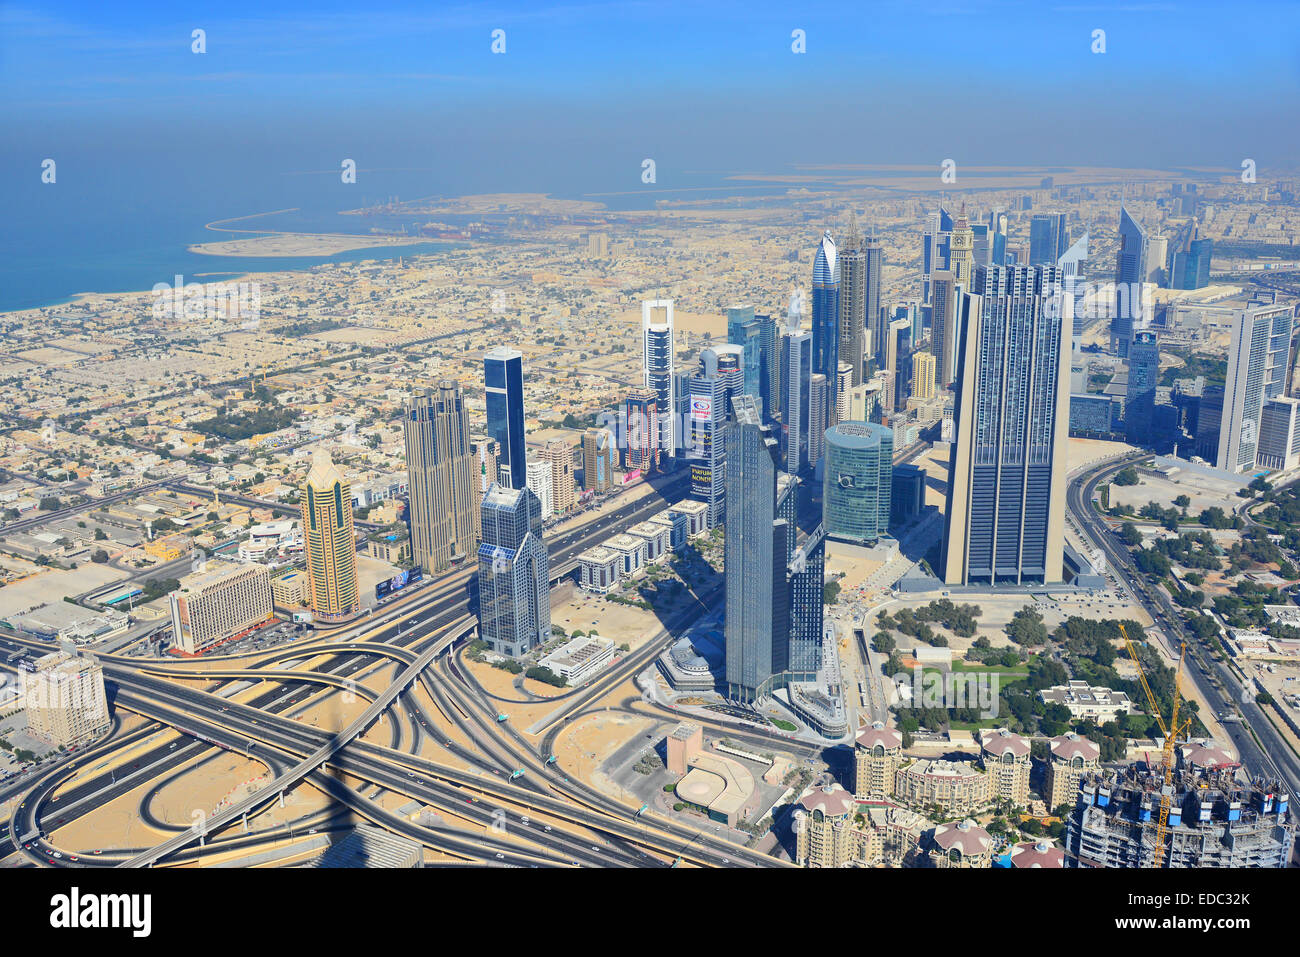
1112,206,1148,358
582,427,614,493
837,221,866,392
642,299,676,463
756,312,780,420
686,345,744,527
525,458,553,519
865,235,884,370
921,206,954,330
404,381,478,574
624,388,659,472
886,317,912,413
912,351,937,402
484,347,527,490
1124,331,1160,446
949,212,976,294
724,396,787,702
1029,212,1069,265
823,421,893,547
944,265,1071,586
1208,300,1295,472
1172,237,1213,290
780,328,813,474
808,373,829,467
723,395,825,702
727,305,764,414
541,439,575,515
301,448,361,623
1057,232,1090,352
931,269,961,390
476,485,550,657
812,231,840,383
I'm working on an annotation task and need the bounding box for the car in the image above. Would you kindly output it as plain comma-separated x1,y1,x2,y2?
69,855,77,862
52,851,62,858
495,853,504,860
544,825,552,832
520,816,530,826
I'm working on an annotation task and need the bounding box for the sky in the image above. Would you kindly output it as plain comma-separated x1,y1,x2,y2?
4,0,1300,177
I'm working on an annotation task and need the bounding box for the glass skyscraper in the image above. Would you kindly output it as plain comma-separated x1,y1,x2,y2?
811,231,840,383
484,347,526,490
1124,331,1160,446
823,421,893,546
780,328,812,474
1112,206,1148,358
476,484,550,657
944,264,1071,586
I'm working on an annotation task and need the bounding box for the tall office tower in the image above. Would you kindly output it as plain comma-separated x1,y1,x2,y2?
971,221,991,269
1146,233,1169,285
469,435,498,497
723,396,788,702
476,485,550,657
949,212,976,294
21,652,109,747
988,209,1008,267
1172,237,1213,290
727,305,764,413
686,346,744,527
1210,301,1296,472
835,363,854,423
920,206,954,329
525,458,553,519
943,265,1071,587
808,373,829,467
1029,212,1069,265
886,317,913,413
541,439,575,515
780,329,813,474
931,270,961,390
301,448,361,624
404,381,478,574
836,220,866,391
1057,233,1090,351
642,299,676,463
1124,331,1161,446
624,388,659,472
484,347,527,490
865,235,885,369
1257,396,1300,471
1111,206,1148,358
912,351,937,402
755,313,780,420
811,231,840,383
823,421,893,546
168,560,273,655
582,427,613,492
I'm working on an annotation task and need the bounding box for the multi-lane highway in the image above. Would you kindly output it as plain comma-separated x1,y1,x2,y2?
1068,453,1300,811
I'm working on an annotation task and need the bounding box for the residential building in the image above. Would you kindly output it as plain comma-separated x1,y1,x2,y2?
642,299,676,463
301,449,360,624
168,559,273,655
22,652,110,747
403,381,477,574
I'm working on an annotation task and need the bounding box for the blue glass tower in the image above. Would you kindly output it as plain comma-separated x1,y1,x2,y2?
484,347,526,491
811,231,840,383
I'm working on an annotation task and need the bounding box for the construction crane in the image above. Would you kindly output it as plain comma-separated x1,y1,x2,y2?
1119,623,1193,867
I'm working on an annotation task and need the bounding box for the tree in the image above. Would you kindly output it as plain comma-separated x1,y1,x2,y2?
873,632,895,655
93,528,107,541
1007,606,1049,647
824,581,841,605
1113,466,1140,486
1173,494,1191,508
90,549,109,564
1118,522,1143,547
38,496,61,511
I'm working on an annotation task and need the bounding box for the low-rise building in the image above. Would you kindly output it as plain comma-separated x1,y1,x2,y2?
895,758,989,816
537,633,615,686
1040,681,1132,721
576,545,620,594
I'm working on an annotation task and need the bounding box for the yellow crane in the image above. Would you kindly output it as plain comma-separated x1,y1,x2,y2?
1119,623,1193,867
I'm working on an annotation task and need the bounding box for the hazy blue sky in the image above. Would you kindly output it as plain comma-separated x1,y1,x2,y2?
4,0,1299,174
